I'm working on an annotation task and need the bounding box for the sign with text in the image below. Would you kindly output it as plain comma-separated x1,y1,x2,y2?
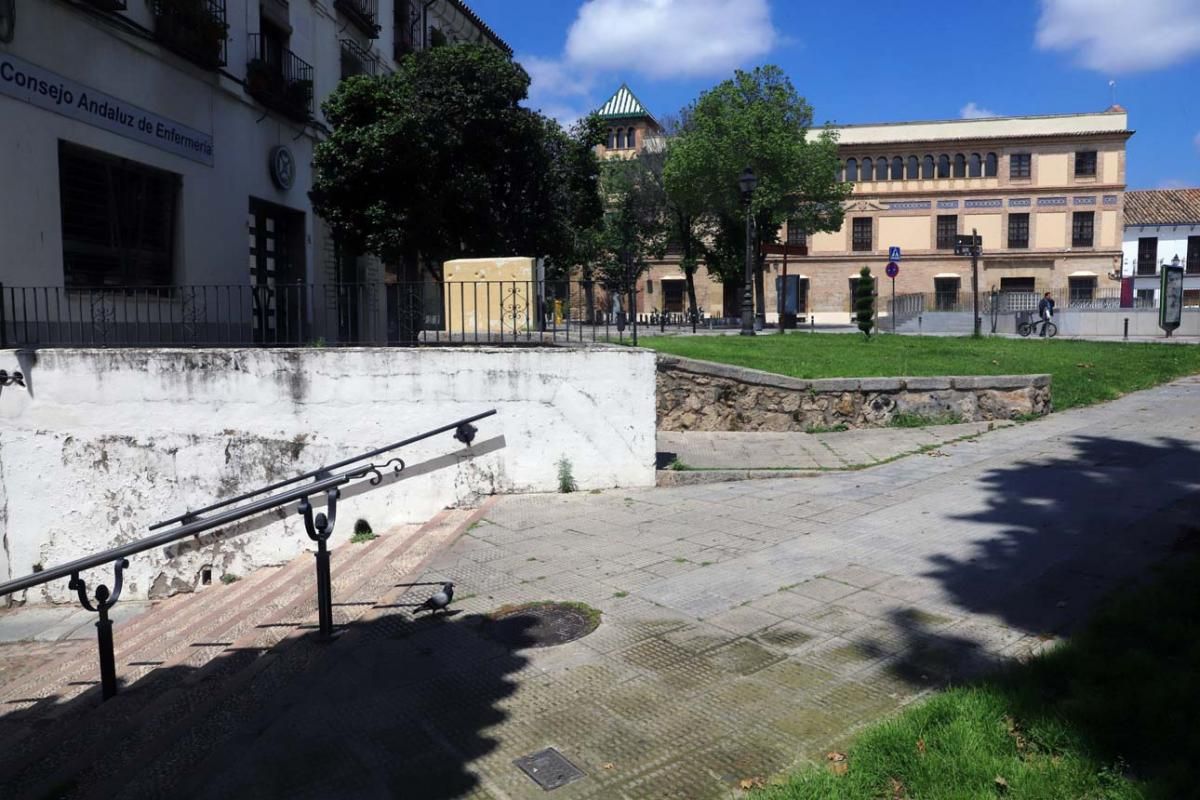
0,53,213,165
1160,264,1184,333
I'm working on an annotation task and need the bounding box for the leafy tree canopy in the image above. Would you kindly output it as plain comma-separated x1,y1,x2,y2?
663,65,851,285
310,44,601,275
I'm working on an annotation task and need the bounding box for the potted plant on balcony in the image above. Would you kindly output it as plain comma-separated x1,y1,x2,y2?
245,58,276,98
283,79,313,120
153,0,229,69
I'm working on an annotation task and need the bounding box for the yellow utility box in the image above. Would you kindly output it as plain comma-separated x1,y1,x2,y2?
442,257,540,336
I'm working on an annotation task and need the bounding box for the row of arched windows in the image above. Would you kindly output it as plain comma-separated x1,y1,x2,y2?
842,152,998,182
607,127,637,150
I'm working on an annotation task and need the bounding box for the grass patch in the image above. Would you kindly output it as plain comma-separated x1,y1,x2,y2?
489,600,603,628
805,423,850,434
889,412,963,428
350,518,377,544
757,555,1200,800
613,591,629,598
640,334,1200,411
667,458,691,471
219,573,239,585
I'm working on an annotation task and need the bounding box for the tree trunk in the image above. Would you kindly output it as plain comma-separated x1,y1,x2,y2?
684,268,699,321
754,257,766,329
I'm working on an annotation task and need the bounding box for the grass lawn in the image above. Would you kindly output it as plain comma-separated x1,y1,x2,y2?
638,334,1200,411
757,554,1200,800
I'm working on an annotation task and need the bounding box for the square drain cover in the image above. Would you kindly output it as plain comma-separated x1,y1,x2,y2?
514,747,586,791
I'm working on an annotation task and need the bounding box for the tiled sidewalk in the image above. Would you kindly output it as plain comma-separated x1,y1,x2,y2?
183,378,1200,799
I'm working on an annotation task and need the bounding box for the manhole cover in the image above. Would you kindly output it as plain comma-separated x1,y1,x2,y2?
514,747,586,791
485,602,600,648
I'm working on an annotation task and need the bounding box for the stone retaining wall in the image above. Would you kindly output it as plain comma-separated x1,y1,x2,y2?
657,355,1051,432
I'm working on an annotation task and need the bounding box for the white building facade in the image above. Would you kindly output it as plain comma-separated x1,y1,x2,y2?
0,0,507,345
1121,189,1200,306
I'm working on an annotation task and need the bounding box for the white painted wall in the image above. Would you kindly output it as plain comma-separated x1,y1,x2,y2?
0,347,656,603
1122,223,1200,300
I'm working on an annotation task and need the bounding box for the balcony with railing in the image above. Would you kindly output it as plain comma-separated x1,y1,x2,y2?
150,0,228,69
1136,258,1158,277
246,35,314,123
340,39,379,79
335,0,380,38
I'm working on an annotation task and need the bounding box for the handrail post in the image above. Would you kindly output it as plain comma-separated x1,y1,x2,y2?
68,558,129,701
299,488,340,639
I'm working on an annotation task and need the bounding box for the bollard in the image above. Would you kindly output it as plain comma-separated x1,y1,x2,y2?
1124,318,1129,340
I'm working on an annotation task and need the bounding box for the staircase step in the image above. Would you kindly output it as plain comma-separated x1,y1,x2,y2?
1,515,453,799
87,504,488,800
0,524,417,792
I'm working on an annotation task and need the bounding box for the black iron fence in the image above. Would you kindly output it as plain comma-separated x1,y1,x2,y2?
246,34,314,122
890,289,1158,318
0,281,725,348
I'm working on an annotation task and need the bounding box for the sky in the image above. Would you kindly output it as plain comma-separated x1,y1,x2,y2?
467,0,1200,190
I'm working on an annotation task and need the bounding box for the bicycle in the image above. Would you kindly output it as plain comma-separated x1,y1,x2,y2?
1017,316,1057,338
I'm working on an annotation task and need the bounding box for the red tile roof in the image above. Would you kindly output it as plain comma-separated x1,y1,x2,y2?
1125,189,1200,226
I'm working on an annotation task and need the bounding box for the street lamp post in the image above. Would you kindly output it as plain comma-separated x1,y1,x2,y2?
739,167,758,336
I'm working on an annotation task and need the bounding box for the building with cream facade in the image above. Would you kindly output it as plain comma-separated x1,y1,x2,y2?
0,0,507,344
632,104,1131,323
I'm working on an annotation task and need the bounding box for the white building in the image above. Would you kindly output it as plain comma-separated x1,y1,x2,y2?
1122,189,1200,305
0,0,507,345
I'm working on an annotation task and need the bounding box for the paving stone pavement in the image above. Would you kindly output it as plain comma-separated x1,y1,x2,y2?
657,421,1006,472
170,377,1200,799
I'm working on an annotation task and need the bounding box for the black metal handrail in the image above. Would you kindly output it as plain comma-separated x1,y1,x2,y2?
0,410,496,700
246,34,314,122
150,409,496,530
150,0,228,69
334,0,380,37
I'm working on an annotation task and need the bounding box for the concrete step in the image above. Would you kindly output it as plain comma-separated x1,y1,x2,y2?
0,508,481,800
0,523,419,794
101,505,487,800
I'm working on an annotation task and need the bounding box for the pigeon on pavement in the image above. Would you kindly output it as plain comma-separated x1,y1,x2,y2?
415,582,455,615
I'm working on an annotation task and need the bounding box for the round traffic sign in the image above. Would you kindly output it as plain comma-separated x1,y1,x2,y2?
885,262,899,278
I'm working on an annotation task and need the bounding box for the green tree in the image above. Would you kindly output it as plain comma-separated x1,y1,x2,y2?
593,155,669,321
855,266,876,337
664,65,851,325
310,44,601,283
658,113,713,321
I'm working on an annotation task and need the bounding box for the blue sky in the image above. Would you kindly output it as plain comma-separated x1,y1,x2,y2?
469,0,1200,190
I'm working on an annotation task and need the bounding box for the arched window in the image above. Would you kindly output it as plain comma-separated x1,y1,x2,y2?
984,152,998,177
845,157,858,182
615,129,625,149
893,156,904,179
907,156,919,179
968,153,982,177
953,153,966,178
922,155,935,179
861,157,874,181
607,129,616,149
937,154,950,178
876,157,889,181
627,127,636,149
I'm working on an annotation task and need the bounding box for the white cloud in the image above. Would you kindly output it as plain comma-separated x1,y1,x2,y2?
1036,0,1200,73
521,55,596,124
521,0,780,125
564,0,777,79
960,102,997,119
1158,178,1192,189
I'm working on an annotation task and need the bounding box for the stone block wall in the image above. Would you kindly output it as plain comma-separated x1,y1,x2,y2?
657,355,1051,432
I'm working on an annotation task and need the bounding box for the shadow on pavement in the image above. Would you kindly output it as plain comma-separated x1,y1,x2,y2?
0,609,540,799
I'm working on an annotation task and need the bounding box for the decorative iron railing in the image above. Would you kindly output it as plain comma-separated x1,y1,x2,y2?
339,38,379,78
82,0,128,10
334,0,380,37
246,34,314,122
150,0,228,69
0,411,496,701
